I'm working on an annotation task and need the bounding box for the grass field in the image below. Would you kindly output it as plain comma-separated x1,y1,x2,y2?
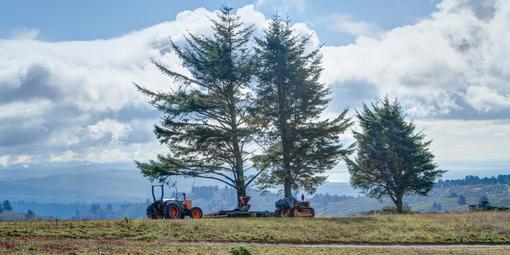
1,211,510,254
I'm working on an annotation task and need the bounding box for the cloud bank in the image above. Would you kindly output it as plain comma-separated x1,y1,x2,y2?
0,0,509,169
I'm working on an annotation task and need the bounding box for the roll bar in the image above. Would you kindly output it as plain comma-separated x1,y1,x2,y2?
151,184,164,203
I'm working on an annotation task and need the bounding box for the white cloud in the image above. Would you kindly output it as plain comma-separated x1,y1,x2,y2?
321,0,510,117
325,15,382,37
88,119,131,143
416,119,510,161
0,6,265,166
0,155,10,167
255,0,306,14
0,99,53,119
465,86,510,112
7,28,40,40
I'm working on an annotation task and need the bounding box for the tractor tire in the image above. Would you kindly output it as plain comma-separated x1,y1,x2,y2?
189,207,203,219
164,202,181,219
280,209,291,217
146,203,162,219
146,204,156,219
289,208,297,217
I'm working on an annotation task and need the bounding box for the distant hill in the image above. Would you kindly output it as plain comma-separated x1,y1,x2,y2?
1,161,508,219
0,210,47,221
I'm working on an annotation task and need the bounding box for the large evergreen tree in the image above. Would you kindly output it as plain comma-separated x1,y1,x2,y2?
253,17,352,197
2,200,12,211
135,7,260,208
347,97,445,213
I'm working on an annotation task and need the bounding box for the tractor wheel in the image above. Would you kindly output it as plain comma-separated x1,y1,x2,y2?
146,204,157,219
146,203,162,219
164,203,181,219
280,209,291,217
189,207,203,219
289,208,297,217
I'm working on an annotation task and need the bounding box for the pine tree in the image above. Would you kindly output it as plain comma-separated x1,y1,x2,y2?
253,16,352,197
135,7,260,208
25,210,35,220
347,97,445,213
2,200,12,211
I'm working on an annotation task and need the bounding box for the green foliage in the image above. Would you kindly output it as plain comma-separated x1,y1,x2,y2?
227,246,252,255
253,16,352,196
25,210,35,220
135,6,260,205
347,97,445,213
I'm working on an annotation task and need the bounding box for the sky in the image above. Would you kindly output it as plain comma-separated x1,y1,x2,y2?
0,0,509,181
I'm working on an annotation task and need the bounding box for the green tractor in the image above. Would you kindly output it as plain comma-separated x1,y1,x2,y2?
146,185,203,219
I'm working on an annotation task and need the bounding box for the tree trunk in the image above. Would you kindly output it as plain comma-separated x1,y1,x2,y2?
236,182,247,209
277,68,293,198
395,195,404,214
230,92,247,209
282,133,292,197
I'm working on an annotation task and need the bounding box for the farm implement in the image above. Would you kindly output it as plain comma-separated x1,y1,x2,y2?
205,195,315,218
205,196,273,218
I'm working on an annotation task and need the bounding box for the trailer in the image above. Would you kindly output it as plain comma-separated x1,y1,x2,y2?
205,195,314,218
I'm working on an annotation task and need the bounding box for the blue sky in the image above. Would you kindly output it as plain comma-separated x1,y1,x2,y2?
1,0,439,44
0,0,509,181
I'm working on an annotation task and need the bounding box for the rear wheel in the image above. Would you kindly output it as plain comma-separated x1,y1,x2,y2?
280,209,291,217
289,208,297,217
164,203,181,219
146,204,157,219
146,202,163,219
189,207,203,219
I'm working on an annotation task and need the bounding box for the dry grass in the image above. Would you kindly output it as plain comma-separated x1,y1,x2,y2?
0,211,509,254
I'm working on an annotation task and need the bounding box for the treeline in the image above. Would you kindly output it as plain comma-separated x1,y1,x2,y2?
0,200,39,220
436,174,510,187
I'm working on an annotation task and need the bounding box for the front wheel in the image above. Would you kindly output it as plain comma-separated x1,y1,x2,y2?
189,207,203,219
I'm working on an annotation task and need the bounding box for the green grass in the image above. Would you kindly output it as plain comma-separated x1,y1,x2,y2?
1,211,510,254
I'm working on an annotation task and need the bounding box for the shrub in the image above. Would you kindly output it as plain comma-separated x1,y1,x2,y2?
227,246,252,255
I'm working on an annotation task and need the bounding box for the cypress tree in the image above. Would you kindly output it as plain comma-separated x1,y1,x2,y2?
253,16,352,197
347,97,445,213
135,7,260,208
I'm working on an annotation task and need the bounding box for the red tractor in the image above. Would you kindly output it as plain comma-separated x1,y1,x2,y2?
146,185,203,219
